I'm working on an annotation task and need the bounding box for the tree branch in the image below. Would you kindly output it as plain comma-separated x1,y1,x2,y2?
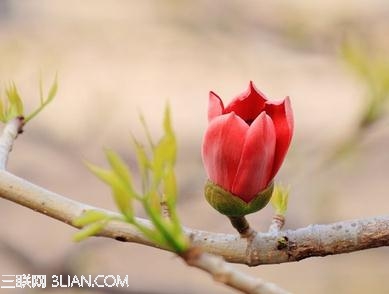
181,247,290,294
0,170,388,266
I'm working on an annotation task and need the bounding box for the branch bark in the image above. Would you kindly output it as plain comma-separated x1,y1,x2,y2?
268,215,285,234
181,248,290,294
0,170,388,266
0,117,23,169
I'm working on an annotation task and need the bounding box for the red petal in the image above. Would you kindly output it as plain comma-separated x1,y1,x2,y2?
208,91,224,122
232,112,276,202
265,97,294,179
224,81,266,122
202,112,249,192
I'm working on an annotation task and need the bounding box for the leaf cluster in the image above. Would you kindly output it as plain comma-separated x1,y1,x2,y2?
0,77,57,124
270,184,289,216
75,106,189,253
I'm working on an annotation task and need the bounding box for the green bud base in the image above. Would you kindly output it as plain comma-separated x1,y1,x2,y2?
204,181,274,217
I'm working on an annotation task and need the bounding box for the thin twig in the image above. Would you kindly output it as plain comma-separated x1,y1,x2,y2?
181,247,290,294
268,215,285,233
0,117,24,169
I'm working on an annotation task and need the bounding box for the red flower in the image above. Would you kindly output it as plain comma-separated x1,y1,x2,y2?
202,81,293,203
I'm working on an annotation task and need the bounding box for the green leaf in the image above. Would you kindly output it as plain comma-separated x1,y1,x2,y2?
25,76,57,123
86,161,134,219
0,82,24,123
112,186,134,220
73,220,107,242
4,82,24,121
151,107,176,188
73,210,110,227
163,165,177,206
132,221,169,247
153,135,176,171
46,74,58,103
144,190,162,216
142,200,181,251
139,113,155,149
132,137,150,193
105,149,132,184
162,164,181,235
86,162,116,186
270,185,289,216
163,105,174,137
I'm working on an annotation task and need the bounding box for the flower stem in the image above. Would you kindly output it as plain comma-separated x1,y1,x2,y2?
228,216,255,237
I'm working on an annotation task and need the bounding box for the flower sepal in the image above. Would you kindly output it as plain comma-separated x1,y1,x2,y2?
204,180,274,217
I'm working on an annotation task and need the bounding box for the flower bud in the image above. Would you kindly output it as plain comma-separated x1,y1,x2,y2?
202,82,293,216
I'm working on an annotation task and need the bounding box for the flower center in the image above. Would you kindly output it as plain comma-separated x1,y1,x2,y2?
245,119,255,126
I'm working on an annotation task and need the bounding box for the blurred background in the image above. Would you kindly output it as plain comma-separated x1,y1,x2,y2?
0,0,388,293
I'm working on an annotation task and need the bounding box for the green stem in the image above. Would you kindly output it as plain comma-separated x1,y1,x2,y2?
228,216,254,238
142,198,185,252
